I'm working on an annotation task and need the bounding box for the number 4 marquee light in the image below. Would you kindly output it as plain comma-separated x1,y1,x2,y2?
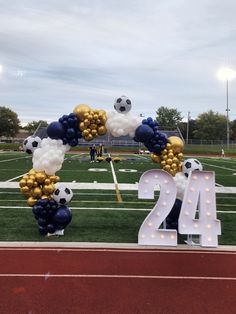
138,170,221,247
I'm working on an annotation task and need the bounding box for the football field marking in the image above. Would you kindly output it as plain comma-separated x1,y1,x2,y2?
0,156,31,163
109,154,123,203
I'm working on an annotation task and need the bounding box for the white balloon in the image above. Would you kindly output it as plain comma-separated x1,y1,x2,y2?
173,172,188,201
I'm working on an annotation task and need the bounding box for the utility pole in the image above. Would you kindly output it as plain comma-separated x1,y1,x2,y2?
186,112,190,145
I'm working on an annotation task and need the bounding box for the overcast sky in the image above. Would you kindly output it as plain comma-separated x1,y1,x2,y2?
1,0,236,124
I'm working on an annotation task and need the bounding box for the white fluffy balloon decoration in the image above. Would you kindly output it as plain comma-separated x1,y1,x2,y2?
105,111,142,138
32,138,70,175
173,172,188,201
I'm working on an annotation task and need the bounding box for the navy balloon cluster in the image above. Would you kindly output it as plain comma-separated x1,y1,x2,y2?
47,113,82,146
166,198,182,231
32,199,72,235
134,117,168,155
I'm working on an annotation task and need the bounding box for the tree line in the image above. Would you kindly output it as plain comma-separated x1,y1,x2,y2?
0,105,236,141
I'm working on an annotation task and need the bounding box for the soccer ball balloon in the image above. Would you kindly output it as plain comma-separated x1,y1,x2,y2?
52,184,73,205
114,95,132,114
182,158,203,177
23,136,41,154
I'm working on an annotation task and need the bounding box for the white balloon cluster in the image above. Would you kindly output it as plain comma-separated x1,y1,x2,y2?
32,138,70,175
173,172,188,201
105,111,142,138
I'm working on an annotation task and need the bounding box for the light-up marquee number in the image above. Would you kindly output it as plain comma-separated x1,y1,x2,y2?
138,170,178,246
178,171,221,247
138,170,221,247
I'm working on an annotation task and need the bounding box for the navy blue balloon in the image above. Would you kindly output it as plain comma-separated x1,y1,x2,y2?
47,224,56,234
135,125,154,142
47,122,65,139
52,206,72,227
166,199,182,230
66,128,76,139
69,138,78,147
38,218,48,227
38,226,48,235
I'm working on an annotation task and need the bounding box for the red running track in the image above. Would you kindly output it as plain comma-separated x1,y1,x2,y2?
0,246,236,314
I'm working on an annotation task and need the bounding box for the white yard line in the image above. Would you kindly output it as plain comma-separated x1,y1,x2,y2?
6,173,28,182
0,156,31,163
202,162,236,172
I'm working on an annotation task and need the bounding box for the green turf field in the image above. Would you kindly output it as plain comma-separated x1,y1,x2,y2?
0,151,235,245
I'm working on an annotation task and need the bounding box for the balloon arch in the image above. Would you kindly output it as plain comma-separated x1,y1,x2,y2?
19,96,220,247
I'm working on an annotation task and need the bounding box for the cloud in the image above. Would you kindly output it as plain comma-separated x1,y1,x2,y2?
0,0,236,123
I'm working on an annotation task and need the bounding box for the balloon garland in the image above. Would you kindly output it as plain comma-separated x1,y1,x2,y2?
20,96,188,236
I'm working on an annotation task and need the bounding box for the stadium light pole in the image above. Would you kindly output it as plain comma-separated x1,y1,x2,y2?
217,67,236,148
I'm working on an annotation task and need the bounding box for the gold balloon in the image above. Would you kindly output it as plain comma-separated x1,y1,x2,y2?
162,154,168,161
44,178,51,185
97,126,107,135
91,129,98,136
173,157,179,164
19,179,27,187
49,175,60,183
160,160,166,166
166,143,172,149
27,196,37,207
21,186,30,194
33,181,39,187
79,122,87,131
83,112,89,119
41,195,49,199
84,119,90,126
27,179,34,188
43,184,55,195
29,169,36,175
32,187,43,198
168,136,184,153
93,114,98,120
171,163,177,170
96,119,101,125
169,169,175,176
178,153,184,160
90,124,97,130
168,152,174,159
164,165,171,171
166,159,173,165
73,104,91,120
22,175,28,181
161,149,168,155
35,172,47,184
151,154,161,163
82,129,89,137
88,115,93,120
84,134,93,141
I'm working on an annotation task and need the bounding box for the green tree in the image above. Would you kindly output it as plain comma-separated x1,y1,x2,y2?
230,119,236,140
193,110,227,140
179,119,197,140
156,106,183,129
24,120,48,134
0,106,20,137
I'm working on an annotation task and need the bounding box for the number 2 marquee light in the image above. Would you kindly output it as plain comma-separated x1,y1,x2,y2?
138,170,221,247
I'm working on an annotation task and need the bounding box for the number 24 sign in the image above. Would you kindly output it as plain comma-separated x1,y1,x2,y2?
138,170,221,247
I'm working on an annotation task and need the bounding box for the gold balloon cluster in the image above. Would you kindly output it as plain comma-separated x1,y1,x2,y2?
73,104,107,141
19,169,60,207
151,136,184,176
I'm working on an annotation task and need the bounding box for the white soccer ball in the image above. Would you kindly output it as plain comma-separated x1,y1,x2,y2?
52,184,73,205
182,158,203,177
114,95,132,114
23,136,42,154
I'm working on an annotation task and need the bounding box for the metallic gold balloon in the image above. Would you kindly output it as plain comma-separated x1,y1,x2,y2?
21,186,30,194
88,115,93,120
168,136,184,153
22,175,28,181
82,130,89,137
168,152,174,159
173,157,179,164
97,126,107,135
84,134,93,141
93,114,98,120
161,149,168,155
162,154,168,161
35,172,47,184
96,119,101,125
166,159,173,165
160,160,166,167
44,178,51,185
178,153,184,160
90,124,97,130
91,129,98,136
166,143,172,149
151,154,161,163
164,165,171,171
43,184,55,195
79,122,87,131
171,163,177,170
29,169,36,175
84,119,90,126
27,196,37,207
41,195,49,199
49,175,60,183
32,187,43,198
19,179,27,187
73,104,91,120
169,169,175,176
27,179,34,188
33,181,39,187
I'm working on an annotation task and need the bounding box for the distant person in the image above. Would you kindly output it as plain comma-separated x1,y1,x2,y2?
97,143,104,157
89,145,97,162
221,148,225,158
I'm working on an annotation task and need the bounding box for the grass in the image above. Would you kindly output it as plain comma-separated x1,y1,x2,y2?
0,150,236,245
